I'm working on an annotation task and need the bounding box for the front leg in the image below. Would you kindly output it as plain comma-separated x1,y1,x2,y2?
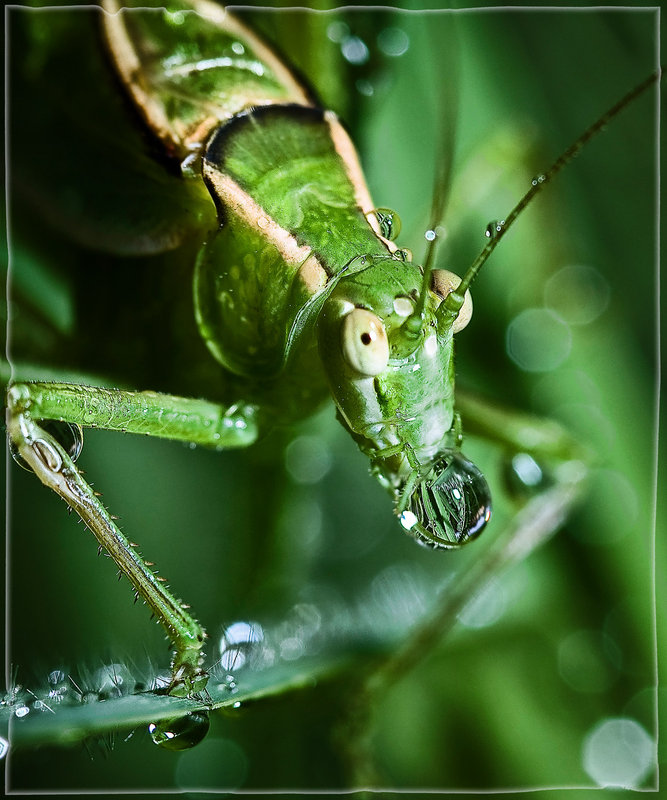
6,381,260,695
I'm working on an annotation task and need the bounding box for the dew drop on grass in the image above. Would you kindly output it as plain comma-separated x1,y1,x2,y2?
149,711,210,751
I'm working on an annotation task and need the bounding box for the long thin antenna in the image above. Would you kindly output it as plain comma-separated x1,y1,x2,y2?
438,68,660,323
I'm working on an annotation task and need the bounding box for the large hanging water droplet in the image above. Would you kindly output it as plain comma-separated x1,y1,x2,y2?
408,451,491,548
148,711,210,751
10,420,83,472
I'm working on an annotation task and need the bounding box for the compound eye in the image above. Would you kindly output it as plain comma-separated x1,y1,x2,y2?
341,308,389,376
431,269,473,333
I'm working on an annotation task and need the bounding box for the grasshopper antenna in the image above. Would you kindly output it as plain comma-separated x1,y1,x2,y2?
436,68,661,331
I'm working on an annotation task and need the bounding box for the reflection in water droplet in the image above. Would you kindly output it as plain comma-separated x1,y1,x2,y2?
341,35,369,65
582,717,654,787
408,452,491,548
377,26,410,57
149,711,210,751
424,229,436,242
506,308,571,372
558,630,618,693
544,264,610,325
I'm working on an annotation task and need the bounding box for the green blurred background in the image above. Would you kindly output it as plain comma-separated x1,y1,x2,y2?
4,0,662,794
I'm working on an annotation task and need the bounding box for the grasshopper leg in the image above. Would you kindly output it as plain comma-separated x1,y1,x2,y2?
6,381,260,695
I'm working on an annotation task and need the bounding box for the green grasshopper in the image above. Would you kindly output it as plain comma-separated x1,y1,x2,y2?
6,0,657,708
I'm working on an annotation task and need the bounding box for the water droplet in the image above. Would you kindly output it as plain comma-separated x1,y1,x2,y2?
424,229,437,242
341,35,369,65
219,621,264,671
10,420,83,472
377,26,409,57
231,41,245,55
582,717,654,787
149,711,210,751
393,248,412,262
372,208,401,241
0,736,8,759
531,173,546,186
484,220,505,239
408,451,492,548
48,669,66,685
94,663,134,699
15,705,30,718
506,308,572,372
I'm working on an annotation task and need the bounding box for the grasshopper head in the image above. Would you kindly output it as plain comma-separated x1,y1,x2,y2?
317,255,491,547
